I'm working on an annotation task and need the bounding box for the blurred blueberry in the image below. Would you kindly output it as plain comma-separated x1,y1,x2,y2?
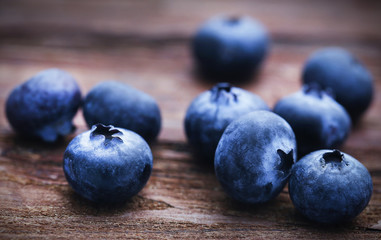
185,83,269,162
289,149,373,224
274,83,351,158
63,124,153,204
5,68,81,142
192,15,270,82
83,81,161,142
302,47,374,121
215,111,296,204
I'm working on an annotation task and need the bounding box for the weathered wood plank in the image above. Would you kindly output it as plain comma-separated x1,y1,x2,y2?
1,133,381,239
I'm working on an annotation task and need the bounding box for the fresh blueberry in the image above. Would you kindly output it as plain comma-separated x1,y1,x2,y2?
5,68,81,142
63,124,153,204
289,149,373,224
192,15,270,81
273,83,351,158
185,83,269,161
83,81,161,142
302,47,374,121
215,110,296,204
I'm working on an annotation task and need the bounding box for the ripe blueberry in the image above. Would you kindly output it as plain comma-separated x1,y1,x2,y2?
192,15,270,81
63,124,153,204
184,83,269,161
83,81,161,142
215,111,296,204
5,68,81,142
274,83,351,158
289,149,373,224
302,47,374,121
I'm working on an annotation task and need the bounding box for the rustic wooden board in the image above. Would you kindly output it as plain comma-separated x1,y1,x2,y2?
0,0,381,239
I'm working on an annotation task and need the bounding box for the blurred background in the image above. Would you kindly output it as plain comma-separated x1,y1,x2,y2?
0,0,380,142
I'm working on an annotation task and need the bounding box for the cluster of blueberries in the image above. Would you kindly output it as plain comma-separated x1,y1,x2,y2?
5,15,374,224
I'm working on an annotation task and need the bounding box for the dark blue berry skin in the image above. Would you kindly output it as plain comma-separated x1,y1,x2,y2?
83,81,161,142
274,84,351,158
185,83,269,161
63,124,153,204
302,47,374,121
289,149,373,224
5,68,81,142
192,15,269,81
215,111,296,204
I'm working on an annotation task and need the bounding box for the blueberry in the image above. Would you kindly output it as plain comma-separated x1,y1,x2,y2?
5,68,81,142
192,15,269,81
302,47,374,121
83,81,161,142
185,83,269,161
63,124,153,204
289,149,372,224
274,84,351,158
215,110,296,204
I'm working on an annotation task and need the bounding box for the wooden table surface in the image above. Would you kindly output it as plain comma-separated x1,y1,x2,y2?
1,0,381,239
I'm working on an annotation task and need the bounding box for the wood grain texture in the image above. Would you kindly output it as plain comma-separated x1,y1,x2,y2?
0,0,381,239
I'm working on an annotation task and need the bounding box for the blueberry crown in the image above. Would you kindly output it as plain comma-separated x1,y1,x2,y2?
323,149,344,163
210,82,238,104
90,123,123,145
321,149,349,169
277,149,294,179
303,82,335,99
